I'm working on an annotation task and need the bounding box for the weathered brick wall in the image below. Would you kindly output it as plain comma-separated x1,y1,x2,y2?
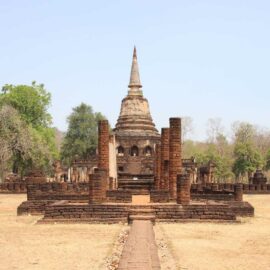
106,190,132,203
153,204,236,221
169,118,182,199
191,183,236,201
191,194,235,201
39,201,254,223
43,204,130,223
26,182,89,201
154,144,161,190
243,184,270,194
234,184,243,201
0,182,27,193
150,190,170,203
160,128,170,190
17,200,57,215
89,169,108,204
177,173,190,205
191,183,270,195
228,201,254,217
98,120,110,173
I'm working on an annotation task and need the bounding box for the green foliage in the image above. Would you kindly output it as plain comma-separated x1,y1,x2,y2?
60,103,106,165
233,122,255,144
0,82,58,178
1,81,51,128
0,105,32,179
194,144,233,182
233,142,263,180
265,150,270,171
183,129,234,182
232,122,264,181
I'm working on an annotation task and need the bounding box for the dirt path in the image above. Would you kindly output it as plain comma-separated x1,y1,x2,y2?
118,220,161,270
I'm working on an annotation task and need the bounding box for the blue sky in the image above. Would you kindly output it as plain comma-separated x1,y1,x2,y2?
0,1,269,140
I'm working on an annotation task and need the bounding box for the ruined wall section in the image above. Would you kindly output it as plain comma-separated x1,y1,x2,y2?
169,118,182,199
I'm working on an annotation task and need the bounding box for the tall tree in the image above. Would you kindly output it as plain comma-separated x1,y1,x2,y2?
0,82,58,177
232,122,255,144
182,116,194,142
232,122,263,181
206,118,224,143
0,105,32,180
60,103,107,165
232,142,263,181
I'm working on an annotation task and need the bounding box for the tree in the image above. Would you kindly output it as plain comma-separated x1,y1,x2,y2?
232,121,255,144
182,116,194,142
0,105,32,180
60,103,107,165
194,143,234,182
1,82,51,128
206,118,224,143
265,150,270,171
232,142,263,181
253,128,270,157
0,82,58,177
232,122,263,181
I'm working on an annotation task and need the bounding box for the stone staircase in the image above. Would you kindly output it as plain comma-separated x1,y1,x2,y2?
118,178,154,191
128,207,156,224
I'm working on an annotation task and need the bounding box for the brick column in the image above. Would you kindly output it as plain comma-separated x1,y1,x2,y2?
89,169,108,204
154,144,161,190
88,120,109,204
160,128,170,190
234,183,243,202
169,118,182,199
98,120,109,172
177,173,190,205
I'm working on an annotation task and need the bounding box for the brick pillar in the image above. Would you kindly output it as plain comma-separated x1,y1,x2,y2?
234,183,243,202
88,120,109,204
160,128,170,190
89,169,107,204
177,173,190,205
98,120,109,173
169,118,182,199
154,144,161,190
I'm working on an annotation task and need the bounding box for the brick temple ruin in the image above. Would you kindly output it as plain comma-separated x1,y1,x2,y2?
17,48,255,223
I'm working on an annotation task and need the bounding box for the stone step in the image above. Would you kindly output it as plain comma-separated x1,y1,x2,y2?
129,214,156,220
129,208,155,215
38,217,128,224
129,215,156,224
118,189,150,195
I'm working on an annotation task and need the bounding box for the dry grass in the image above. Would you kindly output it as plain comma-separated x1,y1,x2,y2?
157,195,270,270
0,194,124,270
1,194,270,270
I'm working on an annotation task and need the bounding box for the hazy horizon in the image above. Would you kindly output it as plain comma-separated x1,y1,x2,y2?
1,1,269,140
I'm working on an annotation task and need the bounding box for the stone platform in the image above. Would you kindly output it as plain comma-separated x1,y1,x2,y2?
29,200,254,224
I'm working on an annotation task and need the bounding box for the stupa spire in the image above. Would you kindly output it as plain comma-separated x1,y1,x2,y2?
115,46,159,136
128,46,143,96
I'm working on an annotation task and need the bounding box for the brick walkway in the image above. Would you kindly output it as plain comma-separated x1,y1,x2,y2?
118,220,161,270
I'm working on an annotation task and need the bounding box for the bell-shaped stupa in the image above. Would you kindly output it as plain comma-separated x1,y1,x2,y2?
114,47,159,137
